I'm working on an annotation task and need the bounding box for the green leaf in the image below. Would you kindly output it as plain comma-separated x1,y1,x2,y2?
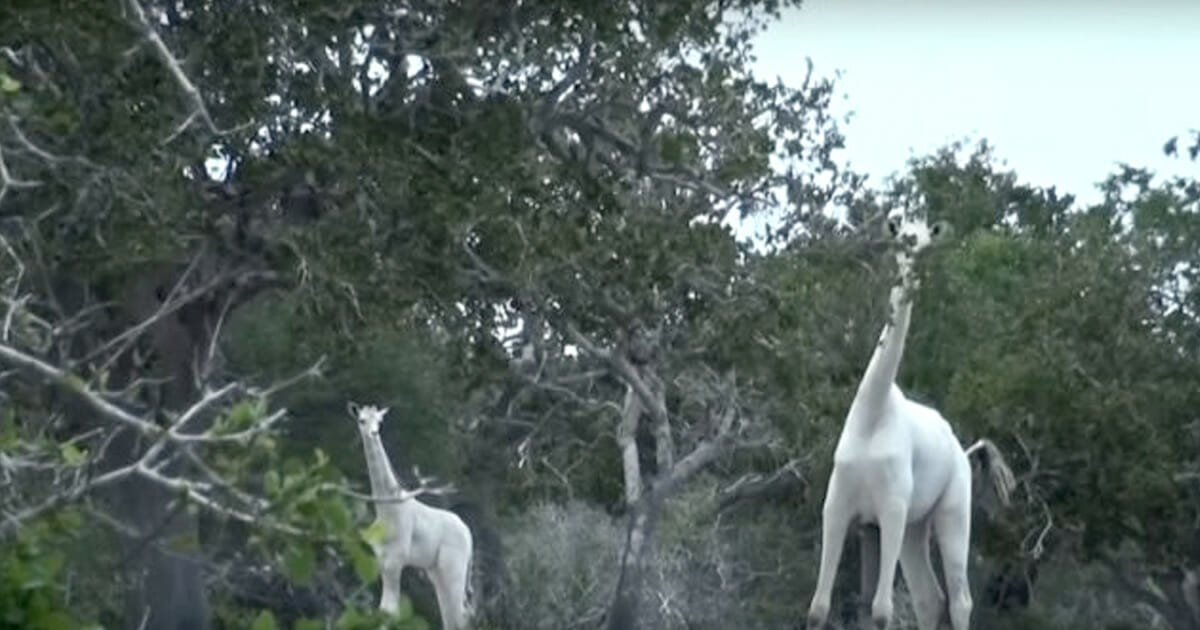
322,497,352,531
0,408,18,450
63,374,86,393
660,133,683,164
166,533,201,554
294,619,323,630
216,399,264,435
263,470,280,495
41,550,65,578
359,519,388,547
334,608,366,629
53,508,82,532
397,594,415,619
59,442,86,466
348,542,378,583
249,610,277,630
0,73,20,94
30,610,75,630
283,546,316,586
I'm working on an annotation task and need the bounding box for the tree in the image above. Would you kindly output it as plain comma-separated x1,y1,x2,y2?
2,0,853,626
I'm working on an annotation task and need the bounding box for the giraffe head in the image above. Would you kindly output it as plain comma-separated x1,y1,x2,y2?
886,213,941,254
347,401,389,437
885,193,946,259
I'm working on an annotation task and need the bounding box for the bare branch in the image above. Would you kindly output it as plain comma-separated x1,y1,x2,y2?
0,143,43,207
538,28,595,113
0,462,138,538
325,481,457,505
5,116,98,169
0,341,160,435
198,279,239,388
563,323,669,424
176,447,267,511
0,234,27,343
1100,555,1170,615
715,458,806,513
122,0,249,143
248,355,327,399
136,464,303,537
83,263,231,371
140,382,242,464
174,382,240,432
656,404,738,499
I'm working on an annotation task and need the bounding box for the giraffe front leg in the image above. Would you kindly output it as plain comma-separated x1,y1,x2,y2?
808,472,853,629
870,497,908,629
379,553,405,614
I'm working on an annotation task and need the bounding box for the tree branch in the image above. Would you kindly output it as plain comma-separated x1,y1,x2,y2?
538,28,595,114
714,458,806,513
1099,555,1170,617
563,323,668,425
81,263,232,371
0,463,138,538
654,404,738,500
0,341,161,435
122,0,248,143
0,142,43,207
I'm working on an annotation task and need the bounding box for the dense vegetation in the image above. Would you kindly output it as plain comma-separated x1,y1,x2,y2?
1,1,1197,629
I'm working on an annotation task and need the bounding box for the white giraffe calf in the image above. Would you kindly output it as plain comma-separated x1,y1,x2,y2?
349,402,474,629
806,206,1016,630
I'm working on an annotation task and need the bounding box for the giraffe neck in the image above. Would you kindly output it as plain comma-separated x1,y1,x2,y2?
368,431,403,496
358,428,402,503
847,253,917,434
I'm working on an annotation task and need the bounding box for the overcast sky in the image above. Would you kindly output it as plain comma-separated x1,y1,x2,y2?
750,0,1200,210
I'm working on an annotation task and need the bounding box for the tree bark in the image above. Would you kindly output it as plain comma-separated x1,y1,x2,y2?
617,385,643,506
94,264,212,630
94,254,277,629
605,495,662,630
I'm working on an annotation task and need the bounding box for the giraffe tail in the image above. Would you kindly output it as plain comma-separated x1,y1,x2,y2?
464,547,477,621
964,438,1017,507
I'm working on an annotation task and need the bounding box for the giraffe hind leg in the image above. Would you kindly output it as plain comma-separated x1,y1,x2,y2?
898,517,945,630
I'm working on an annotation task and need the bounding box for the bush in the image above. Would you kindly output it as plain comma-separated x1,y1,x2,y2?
487,501,623,629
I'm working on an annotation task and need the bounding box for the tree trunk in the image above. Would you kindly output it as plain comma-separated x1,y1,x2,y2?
100,265,214,630
606,495,663,630
95,252,274,629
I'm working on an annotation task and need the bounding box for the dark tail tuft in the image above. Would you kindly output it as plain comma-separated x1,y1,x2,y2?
965,438,1017,507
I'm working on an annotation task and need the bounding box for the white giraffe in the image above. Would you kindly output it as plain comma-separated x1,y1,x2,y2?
349,402,474,629
805,206,1016,630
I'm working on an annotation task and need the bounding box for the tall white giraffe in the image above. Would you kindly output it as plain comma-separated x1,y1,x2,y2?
349,402,474,629
805,205,1015,630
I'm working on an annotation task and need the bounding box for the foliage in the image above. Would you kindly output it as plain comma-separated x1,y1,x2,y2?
488,501,623,629
0,511,102,630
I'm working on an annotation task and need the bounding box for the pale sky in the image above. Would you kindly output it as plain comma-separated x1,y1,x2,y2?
751,0,1200,213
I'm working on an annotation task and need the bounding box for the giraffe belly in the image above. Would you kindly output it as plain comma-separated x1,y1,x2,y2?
833,456,914,524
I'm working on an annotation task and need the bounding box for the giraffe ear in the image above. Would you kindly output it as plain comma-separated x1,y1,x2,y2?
347,401,360,418
379,407,390,420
